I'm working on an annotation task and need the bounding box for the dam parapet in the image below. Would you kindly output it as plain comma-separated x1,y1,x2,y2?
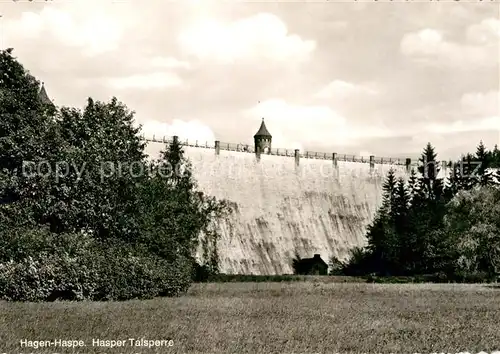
143,135,418,170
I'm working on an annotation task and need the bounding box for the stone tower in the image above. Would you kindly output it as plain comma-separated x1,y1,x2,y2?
254,118,272,159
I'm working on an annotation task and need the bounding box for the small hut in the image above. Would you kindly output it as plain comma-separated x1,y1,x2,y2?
293,254,328,275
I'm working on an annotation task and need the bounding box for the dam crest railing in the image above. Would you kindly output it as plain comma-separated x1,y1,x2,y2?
143,134,421,168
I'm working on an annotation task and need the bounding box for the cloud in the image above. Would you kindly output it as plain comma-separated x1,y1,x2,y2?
149,57,191,70
5,5,128,56
405,89,500,158
139,119,216,144
250,99,346,126
401,29,444,56
313,80,378,100
423,90,499,138
3,1,497,160
460,90,499,117
106,72,184,90
466,18,500,44
409,90,500,129
245,99,393,148
407,129,499,161
178,13,316,63
266,130,304,151
426,116,500,134
400,19,499,68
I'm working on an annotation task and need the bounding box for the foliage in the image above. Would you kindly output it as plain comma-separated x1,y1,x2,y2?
132,137,231,273
0,48,59,212
0,225,192,301
291,252,302,275
343,139,500,282
341,247,373,276
44,98,147,237
0,48,229,301
328,255,344,275
442,186,500,278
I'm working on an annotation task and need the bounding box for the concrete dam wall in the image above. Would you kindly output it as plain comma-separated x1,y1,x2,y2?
145,142,411,275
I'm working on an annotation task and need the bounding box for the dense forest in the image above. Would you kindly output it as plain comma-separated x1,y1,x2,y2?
332,142,500,282
0,48,231,301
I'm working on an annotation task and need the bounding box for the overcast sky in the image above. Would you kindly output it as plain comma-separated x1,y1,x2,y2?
1,0,498,160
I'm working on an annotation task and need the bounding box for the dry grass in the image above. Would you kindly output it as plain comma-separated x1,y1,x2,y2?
1,282,499,353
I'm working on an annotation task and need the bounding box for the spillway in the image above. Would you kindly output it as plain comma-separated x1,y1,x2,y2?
145,142,409,275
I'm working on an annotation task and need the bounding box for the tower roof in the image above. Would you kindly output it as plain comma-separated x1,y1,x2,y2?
254,118,272,138
38,83,52,105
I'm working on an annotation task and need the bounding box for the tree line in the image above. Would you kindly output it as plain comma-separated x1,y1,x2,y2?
332,141,500,281
0,48,231,301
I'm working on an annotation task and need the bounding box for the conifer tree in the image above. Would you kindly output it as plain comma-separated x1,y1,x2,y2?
445,156,475,200
475,140,493,187
491,144,500,167
393,177,410,233
365,168,399,274
491,145,500,184
417,142,444,201
406,167,418,202
381,168,398,217
391,177,410,273
460,153,477,190
402,143,447,274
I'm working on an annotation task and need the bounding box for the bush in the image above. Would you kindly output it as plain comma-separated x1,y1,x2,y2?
192,262,213,282
0,228,192,301
341,247,373,276
0,225,88,263
328,256,345,275
0,253,96,302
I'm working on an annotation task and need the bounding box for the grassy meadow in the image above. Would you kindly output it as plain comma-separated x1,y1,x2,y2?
1,281,499,353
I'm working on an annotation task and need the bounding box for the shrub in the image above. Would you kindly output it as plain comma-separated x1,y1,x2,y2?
0,228,192,301
328,256,344,275
0,225,91,263
0,253,96,302
341,247,373,276
192,261,213,282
